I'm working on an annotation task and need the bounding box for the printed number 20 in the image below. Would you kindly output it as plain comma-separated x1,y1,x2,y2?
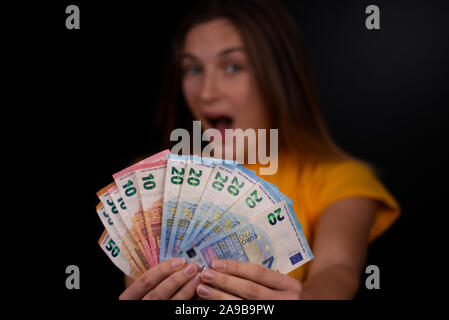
267,208,284,225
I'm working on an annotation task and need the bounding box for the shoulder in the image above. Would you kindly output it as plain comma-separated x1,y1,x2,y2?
299,158,378,194
309,158,374,177
298,157,384,216
298,157,400,242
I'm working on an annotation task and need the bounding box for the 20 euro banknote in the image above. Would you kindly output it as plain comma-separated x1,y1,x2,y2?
186,200,313,274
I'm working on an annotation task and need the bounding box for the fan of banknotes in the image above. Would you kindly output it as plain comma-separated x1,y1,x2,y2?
96,149,313,279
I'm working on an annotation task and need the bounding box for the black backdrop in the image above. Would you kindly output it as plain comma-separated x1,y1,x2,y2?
19,0,448,305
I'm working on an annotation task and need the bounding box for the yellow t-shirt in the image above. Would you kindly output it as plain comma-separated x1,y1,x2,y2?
244,151,400,282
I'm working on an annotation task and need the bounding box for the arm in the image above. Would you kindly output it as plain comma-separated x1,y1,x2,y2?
301,197,376,299
124,275,134,288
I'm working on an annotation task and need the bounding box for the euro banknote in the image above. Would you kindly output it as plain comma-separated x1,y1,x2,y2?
112,149,170,266
180,163,237,250
191,179,288,249
187,200,314,274
108,184,155,266
135,160,168,263
96,203,141,277
159,154,190,261
188,165,261,248
96,151,313,280
96,183,149,272
167,156,226,259
98,229,140,278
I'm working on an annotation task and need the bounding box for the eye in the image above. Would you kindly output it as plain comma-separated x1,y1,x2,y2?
225,63,242,74
183,65,202,75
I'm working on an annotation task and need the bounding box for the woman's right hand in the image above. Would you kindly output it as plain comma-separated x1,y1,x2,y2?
119,258,200,300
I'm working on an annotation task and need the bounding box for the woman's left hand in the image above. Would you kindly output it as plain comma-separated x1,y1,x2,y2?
196,259,302,300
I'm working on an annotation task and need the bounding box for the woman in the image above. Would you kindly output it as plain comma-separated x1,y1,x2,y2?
120,0,400,299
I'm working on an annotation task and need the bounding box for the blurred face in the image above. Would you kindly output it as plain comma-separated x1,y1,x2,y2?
181,18,270,142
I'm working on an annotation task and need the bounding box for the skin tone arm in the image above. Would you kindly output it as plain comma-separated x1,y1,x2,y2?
124,275,133,288
300,197,376,299
194,197,376,300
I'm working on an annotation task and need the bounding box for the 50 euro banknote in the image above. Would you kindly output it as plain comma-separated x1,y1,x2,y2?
96,183,149,272
96,203,142,277
98,229,141,278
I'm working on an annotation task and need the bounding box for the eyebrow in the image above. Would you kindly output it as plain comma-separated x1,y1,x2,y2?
181,47,246,60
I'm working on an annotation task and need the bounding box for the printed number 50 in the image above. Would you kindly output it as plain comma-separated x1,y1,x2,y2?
105,239,120,257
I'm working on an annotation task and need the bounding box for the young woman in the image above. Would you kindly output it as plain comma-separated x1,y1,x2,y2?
120,0,400,300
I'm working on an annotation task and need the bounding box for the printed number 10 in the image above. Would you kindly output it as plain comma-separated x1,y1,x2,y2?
122,180,137,197
142,173,156,190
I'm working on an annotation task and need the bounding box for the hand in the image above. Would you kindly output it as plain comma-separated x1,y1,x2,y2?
196,260,302,300
119,258,201,300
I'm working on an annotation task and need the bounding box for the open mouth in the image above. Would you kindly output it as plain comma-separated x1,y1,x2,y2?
204,114,234,137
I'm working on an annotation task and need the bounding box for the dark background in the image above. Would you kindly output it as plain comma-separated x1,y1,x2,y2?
20,0,448,304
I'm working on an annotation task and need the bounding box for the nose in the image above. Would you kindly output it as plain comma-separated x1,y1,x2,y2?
199,69,219,104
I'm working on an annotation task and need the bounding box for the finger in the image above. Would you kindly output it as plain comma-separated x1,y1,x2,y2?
142,263,198,300
211,259,296,290
119,257,185,300
171,273,201,300
196,283,242,300
200,268,275,300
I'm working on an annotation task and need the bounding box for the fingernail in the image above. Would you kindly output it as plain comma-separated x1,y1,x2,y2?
184,263,196,276
213,260,226,270
197,284,210,297
192,273,201,285
193,262,203,272
171,257,185,268
201,269,215,281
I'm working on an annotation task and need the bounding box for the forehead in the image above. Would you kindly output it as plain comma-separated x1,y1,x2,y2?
183,18,244,56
